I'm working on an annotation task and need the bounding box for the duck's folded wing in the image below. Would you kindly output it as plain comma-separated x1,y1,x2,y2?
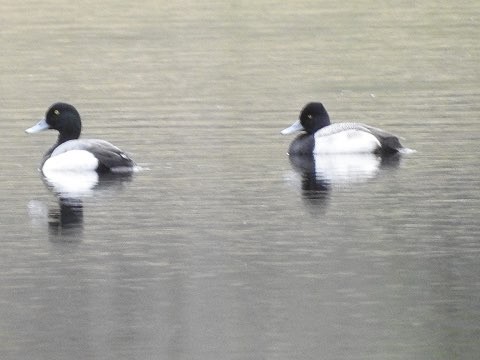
317,123,403,152
360,124,400,139
51,139,135,169
360,124,403,151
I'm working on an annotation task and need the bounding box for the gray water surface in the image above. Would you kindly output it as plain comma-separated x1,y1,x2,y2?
1,1,479,359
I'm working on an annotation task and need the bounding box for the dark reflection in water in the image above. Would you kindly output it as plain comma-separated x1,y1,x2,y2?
288,152,401,212
48,197,84,239
41,172,134,241
289,154,331,212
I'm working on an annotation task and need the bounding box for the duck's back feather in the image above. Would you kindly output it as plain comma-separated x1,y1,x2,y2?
316,123,371,136
50,139,135,172
315,123,403,154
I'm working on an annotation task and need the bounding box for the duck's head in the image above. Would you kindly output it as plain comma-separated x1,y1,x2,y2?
281,102,331,135
26,103,82,142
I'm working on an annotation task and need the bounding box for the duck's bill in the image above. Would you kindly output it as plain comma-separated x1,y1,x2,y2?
281,120,304,135
25,118,49,134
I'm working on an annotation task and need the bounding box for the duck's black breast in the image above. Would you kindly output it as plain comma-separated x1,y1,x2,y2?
288,133,315,155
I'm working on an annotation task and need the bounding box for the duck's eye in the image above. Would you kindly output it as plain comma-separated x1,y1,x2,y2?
54,109,60,115
307,114,313,119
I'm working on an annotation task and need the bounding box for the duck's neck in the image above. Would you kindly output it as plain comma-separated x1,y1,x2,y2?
42,127,81,164
309,114,330,133
57,131,80,145
317,116,331,130
57,117,82,145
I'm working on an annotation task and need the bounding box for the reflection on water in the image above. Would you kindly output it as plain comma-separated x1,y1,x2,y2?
2,0,480,359
30,171,135,241
48,197,84,240
287,152,402,211
43,171,100,197
42,170,134,199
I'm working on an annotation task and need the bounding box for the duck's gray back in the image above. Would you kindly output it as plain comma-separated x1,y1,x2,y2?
51,139,135,170
316,123,372,137
317,122,403,153
51,139,122,155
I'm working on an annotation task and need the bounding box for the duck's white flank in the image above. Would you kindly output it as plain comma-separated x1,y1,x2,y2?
43,150,99,173
313,129,380,154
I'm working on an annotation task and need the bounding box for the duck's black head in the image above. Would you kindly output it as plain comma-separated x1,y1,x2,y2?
45,103,82,142
298,102,331,134
26,102,82,144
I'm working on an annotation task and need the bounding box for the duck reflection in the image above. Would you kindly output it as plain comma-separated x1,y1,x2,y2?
288,154,331,210
288,152,401,210
41,171,133,241
48,197,84,239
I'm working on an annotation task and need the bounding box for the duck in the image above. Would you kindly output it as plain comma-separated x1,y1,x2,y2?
281,102,408,155
26,102,136,173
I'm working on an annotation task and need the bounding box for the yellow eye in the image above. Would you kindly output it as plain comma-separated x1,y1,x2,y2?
54,109,60,115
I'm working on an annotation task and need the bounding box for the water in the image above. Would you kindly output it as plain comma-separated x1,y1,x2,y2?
1,1,479,359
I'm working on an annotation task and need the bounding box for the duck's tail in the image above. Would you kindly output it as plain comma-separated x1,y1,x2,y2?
362,124,414,154
380,135,404,154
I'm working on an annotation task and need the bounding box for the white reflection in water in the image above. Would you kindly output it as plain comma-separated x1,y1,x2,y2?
314,153,381,184
285,153,403,211
43,170,99,198
28,171,135,241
